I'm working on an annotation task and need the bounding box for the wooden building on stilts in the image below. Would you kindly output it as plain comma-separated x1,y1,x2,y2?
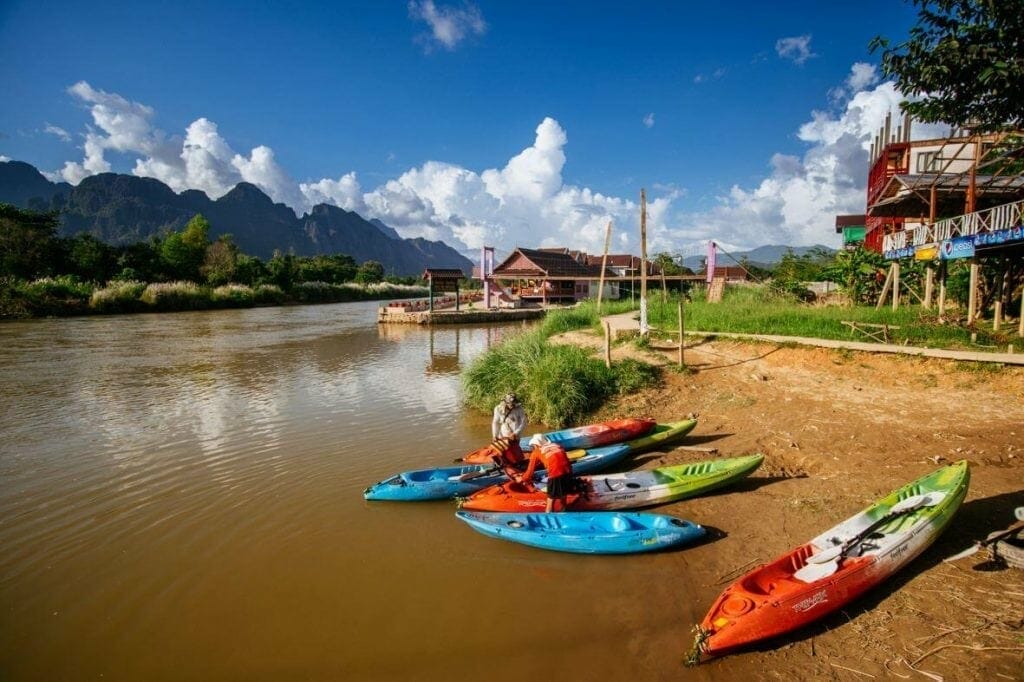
854,112,1024,336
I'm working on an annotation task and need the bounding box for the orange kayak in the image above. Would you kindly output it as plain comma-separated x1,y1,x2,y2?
458,417,657,464
687,461,969,663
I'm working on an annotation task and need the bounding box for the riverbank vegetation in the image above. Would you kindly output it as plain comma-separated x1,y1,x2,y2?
641,275,1016,352
462,302,661,427
0,204,427,319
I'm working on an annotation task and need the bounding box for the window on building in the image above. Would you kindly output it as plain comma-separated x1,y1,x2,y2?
917,151,941,173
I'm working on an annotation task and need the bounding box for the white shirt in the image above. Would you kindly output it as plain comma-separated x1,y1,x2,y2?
492,401,526,439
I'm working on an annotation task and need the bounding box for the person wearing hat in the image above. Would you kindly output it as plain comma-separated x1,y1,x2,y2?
492,392,526,441
522,433,576,513
491,393,526,473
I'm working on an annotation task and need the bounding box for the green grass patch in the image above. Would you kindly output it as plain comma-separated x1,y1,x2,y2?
636,284,1009,351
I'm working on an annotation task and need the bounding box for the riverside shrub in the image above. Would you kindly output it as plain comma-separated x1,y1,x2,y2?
89,280,147,313
140,281,211,311
16,276,93,316
211,284,256,307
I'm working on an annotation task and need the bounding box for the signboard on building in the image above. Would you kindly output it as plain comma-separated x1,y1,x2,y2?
973,225,1024,248
914,243,938,261
939,236,975,260
884,245,915,260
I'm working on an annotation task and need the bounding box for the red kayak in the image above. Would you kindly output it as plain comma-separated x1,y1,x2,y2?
458,417,657,464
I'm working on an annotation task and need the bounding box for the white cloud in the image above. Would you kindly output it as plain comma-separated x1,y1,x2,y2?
694,68,726,84
300,172,365,212
57,81,300,213
0,155,9,162
44,124,71,142
643,113,655,128
663,69,921,251
49,66,942,258
409,0,486,51
776,35,815,65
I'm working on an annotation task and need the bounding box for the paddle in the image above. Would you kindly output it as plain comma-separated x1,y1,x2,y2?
944,512,1024,563
793,492,946,583
456,466,500,482
453,446,587,464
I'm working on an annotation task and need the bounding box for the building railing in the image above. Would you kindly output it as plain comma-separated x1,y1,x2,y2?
882,198,1024,252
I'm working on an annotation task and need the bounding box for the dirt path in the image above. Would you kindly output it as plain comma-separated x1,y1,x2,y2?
554,329,1024,680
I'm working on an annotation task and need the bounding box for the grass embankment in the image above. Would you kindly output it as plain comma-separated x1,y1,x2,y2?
462,300,660,428
641,285,1012,350
0,276,428,319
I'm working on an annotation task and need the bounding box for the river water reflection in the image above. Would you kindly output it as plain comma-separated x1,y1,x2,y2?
0,302,713,681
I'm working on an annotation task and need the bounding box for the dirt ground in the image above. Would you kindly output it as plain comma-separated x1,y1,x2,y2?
555,330,1024,680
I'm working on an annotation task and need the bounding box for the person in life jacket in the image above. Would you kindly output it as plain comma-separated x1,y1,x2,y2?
487,436,525,480
492,392,526,441
522,433,576,512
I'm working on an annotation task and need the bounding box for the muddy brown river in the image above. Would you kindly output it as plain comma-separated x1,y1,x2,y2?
0,301,722,681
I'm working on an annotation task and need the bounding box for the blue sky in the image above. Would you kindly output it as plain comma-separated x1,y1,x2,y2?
0,1,932,257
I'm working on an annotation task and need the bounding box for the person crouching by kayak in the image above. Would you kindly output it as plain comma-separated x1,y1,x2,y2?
521,434,575,512
487,436,526,480
492,392,526,442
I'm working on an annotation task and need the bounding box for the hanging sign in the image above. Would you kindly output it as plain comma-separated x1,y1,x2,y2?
914,243,939,261
939,236,975,260
884,245,915,260
973,225,1024,247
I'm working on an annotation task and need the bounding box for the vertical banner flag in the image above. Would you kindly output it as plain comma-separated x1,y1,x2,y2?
706,241,717,284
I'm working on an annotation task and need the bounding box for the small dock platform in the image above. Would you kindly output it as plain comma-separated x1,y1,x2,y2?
377,306,546,325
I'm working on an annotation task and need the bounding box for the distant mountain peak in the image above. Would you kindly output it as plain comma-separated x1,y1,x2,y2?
0,160,473,276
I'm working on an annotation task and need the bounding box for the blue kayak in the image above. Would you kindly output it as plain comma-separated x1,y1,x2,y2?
455,510,706,554
363,443,631,502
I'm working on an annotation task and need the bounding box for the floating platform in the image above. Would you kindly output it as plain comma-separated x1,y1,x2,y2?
377,306,546,325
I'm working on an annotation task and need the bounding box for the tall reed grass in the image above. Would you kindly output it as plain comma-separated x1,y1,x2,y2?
463,303,663,427
90,280,147,313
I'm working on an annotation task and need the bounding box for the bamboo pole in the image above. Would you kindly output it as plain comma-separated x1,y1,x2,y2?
892,261,901,310
876,263,894,310
639,189,648,336
924,267,934,309
677,300,684,368
596,220,612,313
604,321,612,368
661,269,667,304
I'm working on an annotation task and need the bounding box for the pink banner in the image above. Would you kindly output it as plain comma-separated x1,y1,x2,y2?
706,241,716,284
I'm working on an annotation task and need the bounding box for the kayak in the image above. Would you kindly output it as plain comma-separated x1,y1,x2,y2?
363,443,631,501
458,454,764,512
458,417,658,464
688,460,970,663
455,510,706,554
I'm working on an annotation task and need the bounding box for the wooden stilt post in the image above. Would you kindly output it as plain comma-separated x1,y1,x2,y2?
596,221,612,314
428,278,435,313
876,263,894,310
967,260,979,324
892,261,901,310
924,267,934,309
938,261,947,317
677,300,684,368
994,262,1009,331
1019,290,1024,338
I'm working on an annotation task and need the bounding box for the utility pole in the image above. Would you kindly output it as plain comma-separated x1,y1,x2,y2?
640,188,648,336
597,220,612,313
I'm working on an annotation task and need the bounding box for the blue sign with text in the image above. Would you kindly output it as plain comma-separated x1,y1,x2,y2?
939,236,975,260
